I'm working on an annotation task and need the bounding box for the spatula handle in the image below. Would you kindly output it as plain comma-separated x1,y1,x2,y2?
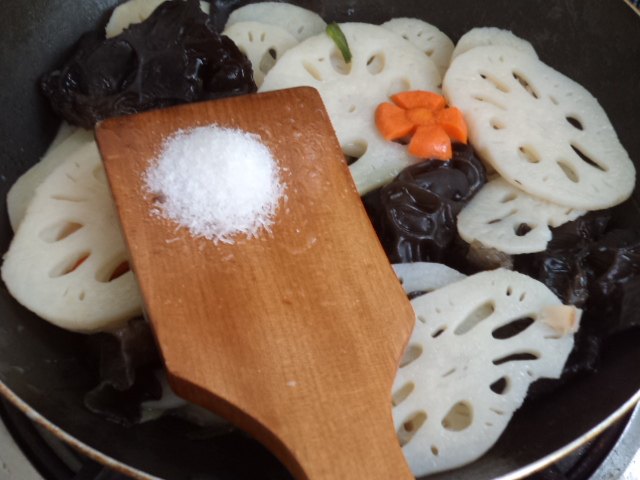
277,402,413,480
172,372,414,480
170,373,414,479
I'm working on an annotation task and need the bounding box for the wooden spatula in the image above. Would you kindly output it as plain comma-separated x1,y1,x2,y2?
95,87,416,480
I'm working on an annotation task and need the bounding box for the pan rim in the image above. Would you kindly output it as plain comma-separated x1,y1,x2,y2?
0,1,639,478
1,376,639,479
0,380,158,480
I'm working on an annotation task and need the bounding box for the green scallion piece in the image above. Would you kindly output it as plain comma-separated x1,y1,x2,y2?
326,22,352,64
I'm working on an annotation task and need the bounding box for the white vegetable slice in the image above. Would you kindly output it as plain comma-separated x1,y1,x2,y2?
105,0,210,38
457,177,584,254
393,269,578,476
7,128,93,231
225,2,326,42
451,27,538,60
48,122,77,151
222,21,298,87
381,18,454,79
443,46,635,210
260,23,441,194
393,262,465,295
2,141,142,333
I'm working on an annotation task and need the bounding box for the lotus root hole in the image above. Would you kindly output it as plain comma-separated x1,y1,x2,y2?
431,445,439,456
366,52,385,75
398,411,428,446
518,145,540,164
512,71,539,99
492,351,539,366
247,31,254,42
488,209,517,224
330,48,352,75
431,326,446,338
549,95,559,105
259,49,278,75
303,62,323,81
490,377,510,395
392,382,415,406
557,160,580,183
96,258,131,283
500,192,517,203
455,301,495,335
565,116,584,130
472,95,506,110
49,251,91,278
442,367,457,378
342,140,368,166
492,317,535,340
78,291,86,301
39,221,84,243
425,49,434,57
571,144,608,172
108,261,131,282
442,401,473,431
400,343,423,367
297,26,304,34
514,223,533,236
50,194,87,202
260,32,266,42
506,286,513,296
490,118,506,130
480,72,510,93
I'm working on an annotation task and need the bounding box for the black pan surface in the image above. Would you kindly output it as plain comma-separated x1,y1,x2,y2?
1,1,639,479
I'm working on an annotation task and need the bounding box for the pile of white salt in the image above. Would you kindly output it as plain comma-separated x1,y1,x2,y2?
144,125,284,243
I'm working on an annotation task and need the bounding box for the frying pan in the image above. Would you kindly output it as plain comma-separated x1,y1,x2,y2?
1,0,639,479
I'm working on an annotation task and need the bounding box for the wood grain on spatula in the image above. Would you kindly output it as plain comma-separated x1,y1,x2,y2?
95,87,416,480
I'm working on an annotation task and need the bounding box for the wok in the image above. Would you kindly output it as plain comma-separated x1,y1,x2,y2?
1,0,640,479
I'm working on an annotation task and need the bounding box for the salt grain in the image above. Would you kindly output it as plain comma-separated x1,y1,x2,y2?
144,125,284,243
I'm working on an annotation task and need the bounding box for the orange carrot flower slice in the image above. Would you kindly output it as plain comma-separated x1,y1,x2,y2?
409,125,452,160
391,91,446,111
375,90,468,161
436,107,468,143
375,102,415,141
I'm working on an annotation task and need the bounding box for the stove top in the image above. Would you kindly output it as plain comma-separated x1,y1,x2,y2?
1,397,639,480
